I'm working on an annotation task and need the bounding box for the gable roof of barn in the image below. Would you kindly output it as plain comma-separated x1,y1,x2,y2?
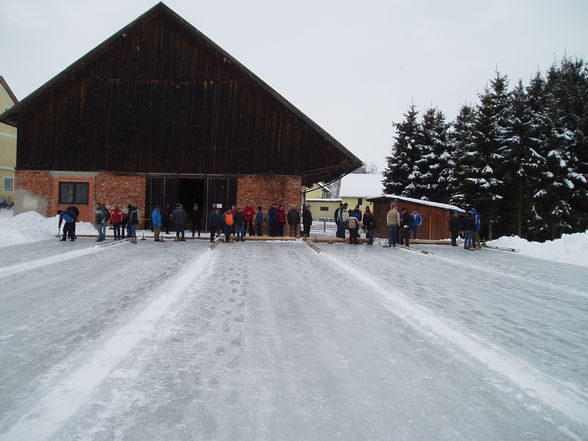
0,2,361,184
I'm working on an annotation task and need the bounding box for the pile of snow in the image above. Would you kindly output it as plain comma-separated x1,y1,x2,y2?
0,209,96,248
488,232,588,268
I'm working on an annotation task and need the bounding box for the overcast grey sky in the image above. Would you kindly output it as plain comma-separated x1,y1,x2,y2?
1,0,587,170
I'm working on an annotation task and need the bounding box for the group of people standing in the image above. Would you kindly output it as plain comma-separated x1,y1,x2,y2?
449,209,482,249
61,200,318,244
385,203,422,247
95,203,139,242
57,203,139,243
333,203,377,245
206,202,314,243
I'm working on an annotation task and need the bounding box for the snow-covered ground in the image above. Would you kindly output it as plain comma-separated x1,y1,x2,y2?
487,232,588,268
0,221,587,440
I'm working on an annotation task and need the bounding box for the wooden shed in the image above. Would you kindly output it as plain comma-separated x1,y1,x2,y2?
0,3,362,225
368,195,464,241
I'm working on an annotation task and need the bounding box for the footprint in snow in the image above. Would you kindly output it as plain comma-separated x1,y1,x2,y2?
215,346,226,357
233,314,245,323
231,335,243,347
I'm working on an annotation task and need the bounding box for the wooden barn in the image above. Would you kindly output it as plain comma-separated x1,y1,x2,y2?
0,3,361,226
368,195,464,241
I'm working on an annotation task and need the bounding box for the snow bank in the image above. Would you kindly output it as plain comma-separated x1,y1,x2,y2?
0,209,96,248
488,232,588,268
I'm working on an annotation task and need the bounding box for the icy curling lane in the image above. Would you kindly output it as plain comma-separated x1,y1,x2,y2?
0,239,587,441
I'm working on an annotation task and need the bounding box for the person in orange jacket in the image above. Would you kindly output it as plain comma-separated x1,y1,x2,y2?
223,209,234,242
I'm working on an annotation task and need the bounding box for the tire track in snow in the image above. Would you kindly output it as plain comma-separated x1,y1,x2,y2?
0,248,216,441
0,240,128,279
316,248,588,430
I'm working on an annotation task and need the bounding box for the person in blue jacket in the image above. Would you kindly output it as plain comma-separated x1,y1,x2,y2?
410,209,422,239
349,205,362,222
58,207,77,241
471,208,481,249
152,205,163,242
208,208,221,242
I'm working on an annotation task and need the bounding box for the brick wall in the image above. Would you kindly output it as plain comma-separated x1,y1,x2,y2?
95,173,146,223
14,170,53,216
236,175,302,236
237,175,302,210
14,170,146,225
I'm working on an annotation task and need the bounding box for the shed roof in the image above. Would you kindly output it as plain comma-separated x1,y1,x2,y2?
367,195,465,212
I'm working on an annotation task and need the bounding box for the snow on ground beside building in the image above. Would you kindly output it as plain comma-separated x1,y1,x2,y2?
0,209,95,248
488,232,588,268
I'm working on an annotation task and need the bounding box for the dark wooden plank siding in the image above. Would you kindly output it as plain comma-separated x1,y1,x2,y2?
12,6,360,183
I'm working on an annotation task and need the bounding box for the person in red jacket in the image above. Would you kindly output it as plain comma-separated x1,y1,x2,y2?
277,204,286,236
110,204,124,240
243,202,255,237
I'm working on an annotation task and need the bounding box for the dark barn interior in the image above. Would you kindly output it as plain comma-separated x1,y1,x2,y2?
146,176,236,230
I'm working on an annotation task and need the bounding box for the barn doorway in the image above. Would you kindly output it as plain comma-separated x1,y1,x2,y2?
146,176,237,231
178,178,206,228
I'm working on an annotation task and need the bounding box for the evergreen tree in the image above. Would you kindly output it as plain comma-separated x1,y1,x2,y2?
432,109,453,203
463,72,511,238
547,58,588,233
382,105,421,195
500,80,538,237
409,108,451,201
532,93,575,240
448,104,477,207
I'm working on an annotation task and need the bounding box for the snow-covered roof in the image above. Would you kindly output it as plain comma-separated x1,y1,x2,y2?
338,174,383,198
368,194,465,212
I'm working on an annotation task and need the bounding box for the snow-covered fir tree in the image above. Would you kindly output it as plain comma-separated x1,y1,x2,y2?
382,104,420,195
386,57,586,240
408,108,451,202
500,80,540,237
463,72,511,238
448,104,477,207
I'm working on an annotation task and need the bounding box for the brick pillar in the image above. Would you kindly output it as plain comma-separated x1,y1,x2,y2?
237,175,302,210
95,173,147,224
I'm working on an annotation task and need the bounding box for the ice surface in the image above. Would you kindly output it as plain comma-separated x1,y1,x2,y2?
0,236,587,440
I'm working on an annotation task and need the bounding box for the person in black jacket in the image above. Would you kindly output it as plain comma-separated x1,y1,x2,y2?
267,203,278,236
163,204,173,235
233,206,246,242
362,206,376,245
127,204,139,243
191,203,202,238
302,205,312,237
208,208,221,242
448,211,462,246
400,208,412,246
287,205,300,237
172,203,188,241
67,205,79,239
